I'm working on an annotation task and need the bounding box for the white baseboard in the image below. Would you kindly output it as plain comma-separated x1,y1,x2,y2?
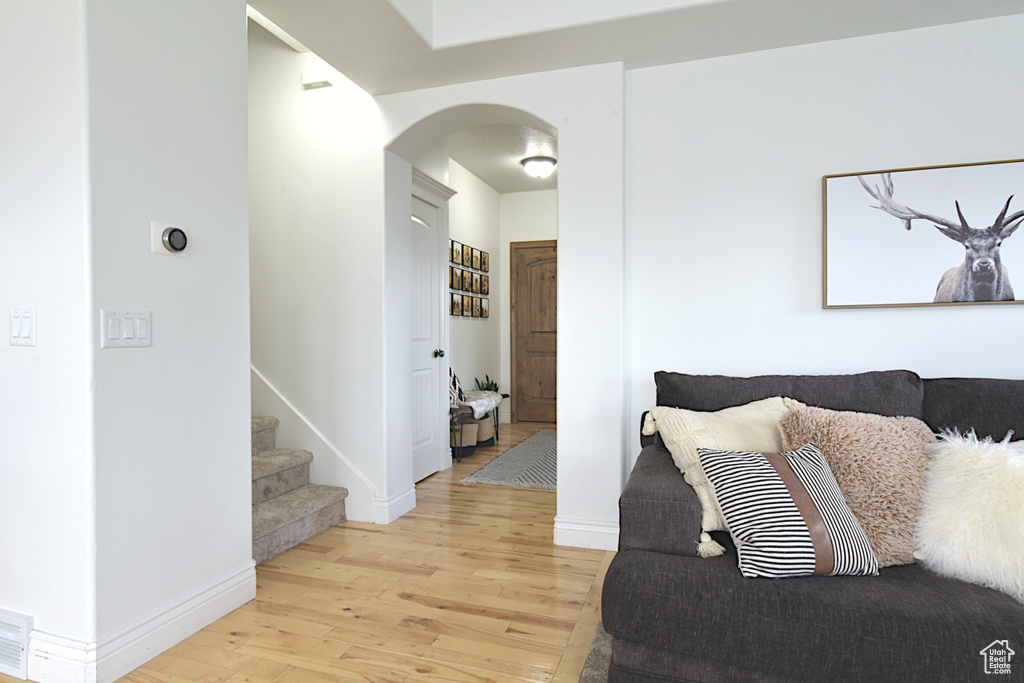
26,631,97,683
28,562,255,683
374,485,416,524
553,517,619,551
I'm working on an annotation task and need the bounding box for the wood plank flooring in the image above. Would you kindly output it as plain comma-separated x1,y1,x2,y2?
3,423,613,683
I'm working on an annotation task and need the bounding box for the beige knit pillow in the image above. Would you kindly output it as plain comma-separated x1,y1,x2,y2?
644,397,804,556
779,406,935,567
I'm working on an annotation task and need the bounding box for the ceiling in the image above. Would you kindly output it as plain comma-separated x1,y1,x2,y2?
447,124,557,193
247,0,1024,193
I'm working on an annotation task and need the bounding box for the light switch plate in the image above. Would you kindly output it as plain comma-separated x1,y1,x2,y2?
10,309,36,347
101,309,152,348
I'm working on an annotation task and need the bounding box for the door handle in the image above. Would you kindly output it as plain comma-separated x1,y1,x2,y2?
433,349,445,358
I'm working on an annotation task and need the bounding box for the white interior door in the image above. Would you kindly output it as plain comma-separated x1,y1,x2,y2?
410,192,449,482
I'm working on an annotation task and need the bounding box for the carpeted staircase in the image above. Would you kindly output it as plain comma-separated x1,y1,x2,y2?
251,416,348,564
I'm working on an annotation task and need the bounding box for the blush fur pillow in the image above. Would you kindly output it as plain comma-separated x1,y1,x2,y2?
779,406,934,567
914,432,1024,604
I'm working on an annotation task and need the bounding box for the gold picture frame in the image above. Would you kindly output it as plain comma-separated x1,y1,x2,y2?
824,158,1024,308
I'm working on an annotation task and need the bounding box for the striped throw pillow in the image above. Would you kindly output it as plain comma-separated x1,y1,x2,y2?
449,367,466,408
698,444,879,579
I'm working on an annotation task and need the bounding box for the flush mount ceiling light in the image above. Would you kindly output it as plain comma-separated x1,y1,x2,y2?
521,156,557,179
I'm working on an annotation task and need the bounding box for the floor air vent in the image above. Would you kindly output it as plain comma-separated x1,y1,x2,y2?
0,609,32,679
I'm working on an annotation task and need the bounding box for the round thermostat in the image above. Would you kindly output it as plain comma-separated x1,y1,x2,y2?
162,227,188,252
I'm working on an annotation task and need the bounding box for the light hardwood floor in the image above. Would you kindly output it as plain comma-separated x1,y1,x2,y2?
3,423,613,683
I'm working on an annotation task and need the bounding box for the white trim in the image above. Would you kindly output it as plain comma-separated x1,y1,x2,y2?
374,485,417,524
28,562,255,683
553,516,619,551
245,5,310,54
251,365,377,497
411,167,457,202
27,631,96,683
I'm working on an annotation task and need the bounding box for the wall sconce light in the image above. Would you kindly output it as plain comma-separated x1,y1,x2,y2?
520,156,557,179
301,68,334,90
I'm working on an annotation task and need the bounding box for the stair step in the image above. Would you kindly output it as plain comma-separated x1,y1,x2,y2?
252,448,314,505
251,415,279,455
252,484,348,564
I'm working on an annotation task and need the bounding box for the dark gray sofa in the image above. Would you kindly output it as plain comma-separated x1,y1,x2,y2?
602,370,1024,683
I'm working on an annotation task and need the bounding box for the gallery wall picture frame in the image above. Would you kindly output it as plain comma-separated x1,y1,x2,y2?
824,158,1024,308
450,240,493,322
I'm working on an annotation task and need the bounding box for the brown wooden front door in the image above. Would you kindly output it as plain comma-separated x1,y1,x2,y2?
511,240,557,423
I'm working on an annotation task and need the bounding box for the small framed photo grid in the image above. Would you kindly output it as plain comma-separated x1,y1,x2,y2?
448,238,489,318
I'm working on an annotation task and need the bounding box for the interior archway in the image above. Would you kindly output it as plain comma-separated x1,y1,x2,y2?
387,103,556,162
382,102,559,509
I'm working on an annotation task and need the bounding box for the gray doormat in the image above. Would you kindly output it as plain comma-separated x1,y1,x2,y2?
462,430,556,489
580,620,611,682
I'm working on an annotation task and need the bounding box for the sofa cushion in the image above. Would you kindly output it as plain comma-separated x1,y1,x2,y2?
602,548,1024,683
923,377,1024,441
698,444,878,578
915,432,1024,604
655,370,924,419
779,406,935,567
644,398,803,540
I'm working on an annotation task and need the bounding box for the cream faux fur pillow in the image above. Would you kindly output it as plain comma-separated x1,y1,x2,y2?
779,406,934,567
644,397,803,556
914,432,1024,604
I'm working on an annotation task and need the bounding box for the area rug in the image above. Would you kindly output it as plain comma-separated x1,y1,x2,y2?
580,620,612,682
462,430,556,489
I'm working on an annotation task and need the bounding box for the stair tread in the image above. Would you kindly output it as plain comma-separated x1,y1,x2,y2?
253,484,349,539
252,448,314,480
251,415,279,431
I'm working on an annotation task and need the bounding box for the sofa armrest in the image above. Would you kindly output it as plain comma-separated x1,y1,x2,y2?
619,444,708,556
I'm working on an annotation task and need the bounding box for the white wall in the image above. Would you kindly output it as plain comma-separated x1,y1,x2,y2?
0,0,95,646
415,139,452,187
245,10,1024,560
382,152,417,516
248,22,384,520
89,0,253,640
499,190,559,421
2,2,255,680
625,14,1024,458
378,63,626,550
447,160,502,392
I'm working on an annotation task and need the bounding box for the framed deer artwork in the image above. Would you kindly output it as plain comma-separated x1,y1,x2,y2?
823,158,1024,308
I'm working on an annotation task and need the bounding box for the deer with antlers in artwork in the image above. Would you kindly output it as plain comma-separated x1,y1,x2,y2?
858,173,1024,303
